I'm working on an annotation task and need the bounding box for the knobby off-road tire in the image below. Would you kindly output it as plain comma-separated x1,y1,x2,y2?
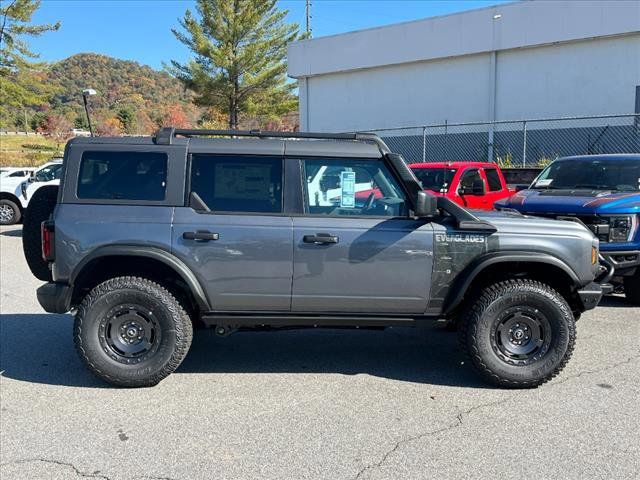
22,185,58,281
459,279,576,388
74,276,193,387
623,271,640,306
0,198,21,225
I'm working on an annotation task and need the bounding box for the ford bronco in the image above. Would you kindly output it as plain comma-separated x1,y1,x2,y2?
27,128,602,388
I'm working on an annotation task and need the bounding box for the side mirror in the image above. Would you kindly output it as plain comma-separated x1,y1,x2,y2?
414,190,438,217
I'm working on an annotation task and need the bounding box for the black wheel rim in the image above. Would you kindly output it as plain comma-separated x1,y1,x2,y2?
493,306,551,365
99,304,161,364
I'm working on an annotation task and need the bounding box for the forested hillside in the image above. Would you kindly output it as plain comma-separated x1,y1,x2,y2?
26,53,200,135
4,53,297,137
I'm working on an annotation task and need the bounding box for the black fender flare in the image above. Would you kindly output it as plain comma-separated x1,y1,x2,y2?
70,245,211,310
443,251,581,315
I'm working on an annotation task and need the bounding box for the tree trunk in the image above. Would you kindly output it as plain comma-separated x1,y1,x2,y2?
228,98,237,129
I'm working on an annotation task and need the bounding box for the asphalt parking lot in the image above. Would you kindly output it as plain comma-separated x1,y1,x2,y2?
1,224,639,480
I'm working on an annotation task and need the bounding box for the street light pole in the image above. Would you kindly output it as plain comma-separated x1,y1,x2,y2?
82,88,97,137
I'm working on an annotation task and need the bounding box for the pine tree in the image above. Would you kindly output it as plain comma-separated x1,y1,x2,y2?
169,0,300,129
0,0,60,127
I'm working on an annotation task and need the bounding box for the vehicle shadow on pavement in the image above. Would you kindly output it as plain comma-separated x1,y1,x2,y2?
599,295,634,308
0,313,489,388
178,325,491,388
0,313,108,388
0,228,22,237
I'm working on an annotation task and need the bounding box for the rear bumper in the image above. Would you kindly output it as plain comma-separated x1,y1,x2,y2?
577,282,603,311
37,282,71,313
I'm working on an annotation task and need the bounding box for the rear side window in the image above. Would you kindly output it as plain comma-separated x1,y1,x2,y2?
484,168,503,191
190,155,283,213
77,151,167,200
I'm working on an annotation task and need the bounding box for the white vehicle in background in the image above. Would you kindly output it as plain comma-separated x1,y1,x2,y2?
17,159,63,211
0,167,36,225
0,160,62,225
71,128,91,137
0,167,36,179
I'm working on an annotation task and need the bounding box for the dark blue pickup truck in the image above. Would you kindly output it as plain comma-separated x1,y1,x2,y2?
496,154,640,305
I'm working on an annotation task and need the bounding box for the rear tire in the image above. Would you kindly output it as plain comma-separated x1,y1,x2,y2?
459,279,575,388
74,276,193,387
0,199,21,225
22,185,58,281
623,271,640,306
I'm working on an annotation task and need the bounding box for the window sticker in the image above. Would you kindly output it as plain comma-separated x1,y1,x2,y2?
536,179,553,187
340,171,356,208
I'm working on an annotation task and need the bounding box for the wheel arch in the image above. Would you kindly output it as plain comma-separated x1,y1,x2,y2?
0,191,24,211
69,245,211,312
443,252,582,316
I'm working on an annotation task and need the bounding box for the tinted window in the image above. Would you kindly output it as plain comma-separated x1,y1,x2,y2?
303,158,408,217
190,155,282,213
35,163,63,183
77,152,167,200
459,168,482,190
533,159,640,191
484,168,502,191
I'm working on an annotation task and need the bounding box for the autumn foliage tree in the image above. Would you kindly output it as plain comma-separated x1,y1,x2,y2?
170,0,301,129
39,113,72,144
161,103,190,128
96,116,122,136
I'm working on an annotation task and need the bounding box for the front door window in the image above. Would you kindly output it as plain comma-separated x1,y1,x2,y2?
303,158,408,217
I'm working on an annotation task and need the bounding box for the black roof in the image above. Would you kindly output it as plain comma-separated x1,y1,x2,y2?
67,127,389,158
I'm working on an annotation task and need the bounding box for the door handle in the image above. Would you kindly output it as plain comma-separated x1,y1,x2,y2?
183,230,219,242
303,233,339,244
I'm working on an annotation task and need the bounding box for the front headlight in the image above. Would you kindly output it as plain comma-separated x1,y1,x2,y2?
606,215,638,243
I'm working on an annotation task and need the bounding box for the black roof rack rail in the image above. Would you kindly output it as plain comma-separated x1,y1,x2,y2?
153,127,390,153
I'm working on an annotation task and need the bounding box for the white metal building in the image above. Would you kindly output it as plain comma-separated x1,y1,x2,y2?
288,0,640,133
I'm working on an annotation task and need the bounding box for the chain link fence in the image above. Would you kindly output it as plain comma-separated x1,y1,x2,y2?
368,114,640,167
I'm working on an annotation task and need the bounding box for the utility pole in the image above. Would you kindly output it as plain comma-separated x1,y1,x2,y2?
305,0,312,37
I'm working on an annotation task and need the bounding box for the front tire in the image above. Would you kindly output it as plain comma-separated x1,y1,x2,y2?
459,279,575,388
623,270,640,306
74,276,193,387
0,198,21,225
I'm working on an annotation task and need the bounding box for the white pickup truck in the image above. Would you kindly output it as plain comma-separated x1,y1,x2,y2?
0,160,62,225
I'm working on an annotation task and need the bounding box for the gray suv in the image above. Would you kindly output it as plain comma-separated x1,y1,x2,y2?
30,128,602,388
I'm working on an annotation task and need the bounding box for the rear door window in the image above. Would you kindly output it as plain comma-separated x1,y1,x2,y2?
484,168,503,191
77,151,167,200
189,155,283,213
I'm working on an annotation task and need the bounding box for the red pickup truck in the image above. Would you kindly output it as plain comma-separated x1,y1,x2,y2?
408,161,516,210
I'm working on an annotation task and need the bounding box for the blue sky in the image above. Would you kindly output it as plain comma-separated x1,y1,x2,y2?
30,0,510,70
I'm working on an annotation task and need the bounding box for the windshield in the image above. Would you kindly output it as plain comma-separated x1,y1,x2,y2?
35,163,62,183
411,167,457,192
532,159,640,192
